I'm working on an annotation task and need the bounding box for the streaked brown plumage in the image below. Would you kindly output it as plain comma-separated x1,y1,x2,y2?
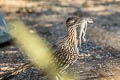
50,16,93,80
2,16,93,80
53,17,80,72
54,16,93,70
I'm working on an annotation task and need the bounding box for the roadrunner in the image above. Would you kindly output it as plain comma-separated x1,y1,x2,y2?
51,16,93,80
1,16,93,80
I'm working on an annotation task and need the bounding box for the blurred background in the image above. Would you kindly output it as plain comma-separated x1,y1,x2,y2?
0,0,120,80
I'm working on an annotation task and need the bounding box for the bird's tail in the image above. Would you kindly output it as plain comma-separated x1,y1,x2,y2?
0,63,33,80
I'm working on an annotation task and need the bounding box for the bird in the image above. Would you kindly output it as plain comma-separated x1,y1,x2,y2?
50,16,93,80
1,16,93,80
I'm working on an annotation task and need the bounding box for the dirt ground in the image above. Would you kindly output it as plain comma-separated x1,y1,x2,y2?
0,0,120,80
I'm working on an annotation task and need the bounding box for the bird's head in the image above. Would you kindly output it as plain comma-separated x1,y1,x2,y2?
66,16,93,45
66,16,93,28
66,16,80,28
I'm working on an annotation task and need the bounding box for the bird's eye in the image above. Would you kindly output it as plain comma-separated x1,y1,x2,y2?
70,19,75,23
66,17,79,27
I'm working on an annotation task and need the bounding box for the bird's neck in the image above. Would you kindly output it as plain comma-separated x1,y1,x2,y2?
66,27,77,44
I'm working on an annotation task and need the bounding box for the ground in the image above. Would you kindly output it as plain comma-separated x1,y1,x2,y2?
0,0,120,80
